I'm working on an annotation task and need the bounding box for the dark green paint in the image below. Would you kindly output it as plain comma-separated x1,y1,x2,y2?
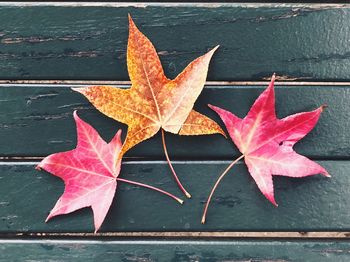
0,4,348,80
0,2,348,258
0,85,348,159
1,239,350,262
0,161,345,232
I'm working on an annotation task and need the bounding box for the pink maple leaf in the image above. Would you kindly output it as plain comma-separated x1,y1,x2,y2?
202,74,330,223
37,111,183,232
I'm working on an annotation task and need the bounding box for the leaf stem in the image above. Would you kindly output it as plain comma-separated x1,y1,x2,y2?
117,177,183,204
161,129,191,198
201,154,244,224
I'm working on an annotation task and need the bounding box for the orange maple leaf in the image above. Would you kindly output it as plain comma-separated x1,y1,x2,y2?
73,15,224,198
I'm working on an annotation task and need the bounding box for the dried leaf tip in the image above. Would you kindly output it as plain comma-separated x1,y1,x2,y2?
205,45,220,60
269,73,276,86
45,215,51,223
211,45,220,53
71,87,87,95
207,104,216,110
323,170,331,178
128,13,137,28
268,72,276,82
73,110,79,119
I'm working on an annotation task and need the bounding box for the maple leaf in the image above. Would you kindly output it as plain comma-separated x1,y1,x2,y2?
201,74,330,223
37,111,183,232
73,15,224,198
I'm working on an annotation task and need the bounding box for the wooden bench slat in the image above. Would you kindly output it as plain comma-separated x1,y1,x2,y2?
0,161,346,232
0,4,348,80
0,85,347,159
1,239,350,261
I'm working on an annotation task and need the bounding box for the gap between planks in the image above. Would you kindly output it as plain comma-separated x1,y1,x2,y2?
6,231,350,239
1,80,350,86
0,158,347,163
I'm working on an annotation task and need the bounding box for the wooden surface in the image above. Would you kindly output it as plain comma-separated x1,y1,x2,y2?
0,2,350,261
2,239,350,262
0,84,348,159
0,160,346,232
0,83,347,234
0,3,348,81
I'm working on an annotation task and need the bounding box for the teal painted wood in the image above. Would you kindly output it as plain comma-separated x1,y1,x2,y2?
11,0,347,2
1,239,350,262
0,161,346,232
0,4,348,80
0,85,348,159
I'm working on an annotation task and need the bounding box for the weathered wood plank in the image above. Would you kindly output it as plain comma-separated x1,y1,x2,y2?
2,1,347,4
2,239,350,262
0,161,347,232
0,4,348,80
0,85,347,159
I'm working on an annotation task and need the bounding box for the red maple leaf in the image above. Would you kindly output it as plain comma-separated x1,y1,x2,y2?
37,111,183,232
202,75,330,223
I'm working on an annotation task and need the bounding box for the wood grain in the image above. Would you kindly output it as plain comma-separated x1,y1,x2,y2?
0,161,346,233
0,2,349,245
0,84,347,159
2,239,350,261
0,4,348,80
